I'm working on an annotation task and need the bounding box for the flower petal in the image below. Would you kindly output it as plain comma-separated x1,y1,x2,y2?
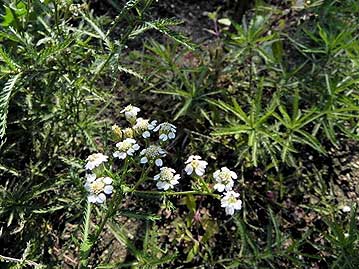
96,193,106,203
155,159,163,167
103,177,112,184
104,185,114,194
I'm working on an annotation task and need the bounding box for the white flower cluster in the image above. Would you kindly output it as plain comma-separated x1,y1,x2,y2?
154,167,181,190
85,153,108,170
185,155,208,176
82,104,243,214
213,167,237,192
221,191,242,215
213,167,241,215
140,145,166,167
154,122,177,141
113,138,140,159
84,174,113,204
121,105,140,123
133,118,157,138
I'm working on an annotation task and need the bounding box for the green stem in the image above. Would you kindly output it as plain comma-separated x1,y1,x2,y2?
79,200,92,268
79,191,123,269
195,175,211,193
131,166,151,191
132,190,220,198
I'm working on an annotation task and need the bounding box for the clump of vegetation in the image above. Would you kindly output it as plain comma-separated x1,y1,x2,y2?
1,0,359,268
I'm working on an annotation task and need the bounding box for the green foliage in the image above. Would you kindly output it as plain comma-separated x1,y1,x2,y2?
0,0,193,266
1,0,359,268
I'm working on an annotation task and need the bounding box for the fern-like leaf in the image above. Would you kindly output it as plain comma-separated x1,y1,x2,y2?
130,18,195,50
118,65,145,80
106,0,142,37
0,46,19,71
0,73,21,139
79,200,93,267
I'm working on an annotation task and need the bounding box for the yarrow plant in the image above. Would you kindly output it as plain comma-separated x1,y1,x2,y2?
154,122,177,141
83,106,242,213
140,145,166,166
221,191,242,215
80,104,243,265
154,167,181,190
113,138,140,159
84,174,114,204
133,118,157,138
184,155,208,176
213,167,237,192
85,153,108,170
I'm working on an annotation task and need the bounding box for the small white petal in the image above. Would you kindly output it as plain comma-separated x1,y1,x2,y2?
159,134,167,141
117,152,127,159
96,193,106,203
163,183,170,190
103,177,112,184
88,195,97,203
226,207,235,215
155,159,163,167
168,132,175,139
104,185,114,194
140,157,148,164
185,165,193,175
85,163,95,170
143,131,150,138
214,183,225,192
195,168,205,176
156,181,165,189
133,144,140,150
86,174,96,182
84,182,91,191
234,200,242,210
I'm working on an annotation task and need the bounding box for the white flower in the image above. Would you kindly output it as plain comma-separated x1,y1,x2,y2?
153,122,176,141
221,191,242,215
154,167,180,190
342,205,351,213
113,138,140,159
184,155,208,176
85,153,108,170
133,118,157,138
213,167,237,192
140,145,166,167
84,175,114,204
121,105,140,121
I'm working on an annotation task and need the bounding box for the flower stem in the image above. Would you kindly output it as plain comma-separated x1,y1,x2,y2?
132,190,220,199
195,175,211,193
131,166,151,191
79,191,123,268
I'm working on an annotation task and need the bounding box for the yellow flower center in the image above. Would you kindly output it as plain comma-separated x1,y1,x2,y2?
220,171,232,181
136,119,149,130
191,160,200,168
123,128,134,138
161,169,173,181
119,141,132,151
228,196,237,204
112,125,122,139
145,146,161,158
90,181,105,194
